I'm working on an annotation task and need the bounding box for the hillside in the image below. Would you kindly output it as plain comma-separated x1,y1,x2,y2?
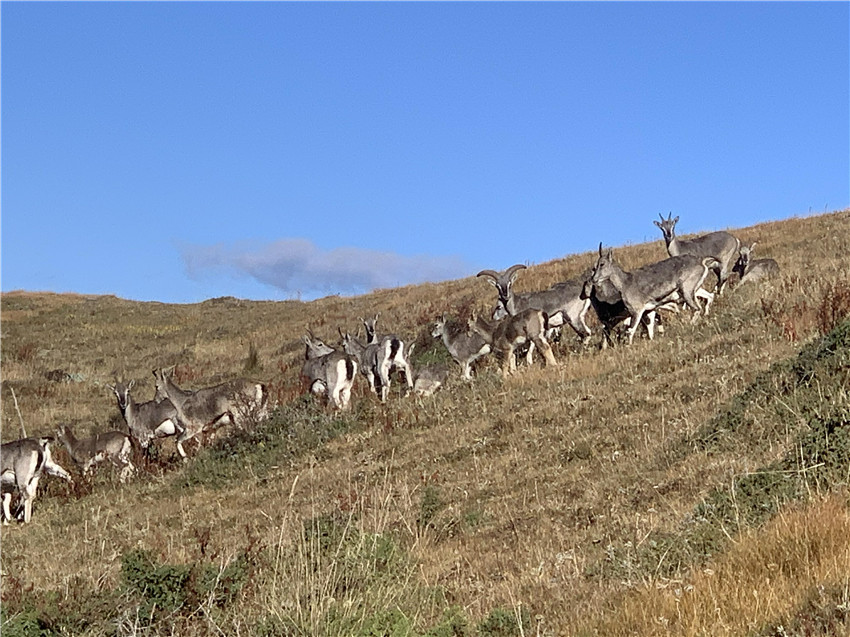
1,209,849,636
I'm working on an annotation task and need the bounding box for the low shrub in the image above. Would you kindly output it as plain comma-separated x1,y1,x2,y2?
120,547,250,626
181,396,358,489
476,606,532,637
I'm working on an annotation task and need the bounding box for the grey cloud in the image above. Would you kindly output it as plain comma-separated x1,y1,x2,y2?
181,239,475,298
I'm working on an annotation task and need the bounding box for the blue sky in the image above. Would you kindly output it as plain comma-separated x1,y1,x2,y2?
2,2,848,303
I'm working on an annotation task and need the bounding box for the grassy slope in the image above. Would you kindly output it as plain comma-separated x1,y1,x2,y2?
1,209,848,636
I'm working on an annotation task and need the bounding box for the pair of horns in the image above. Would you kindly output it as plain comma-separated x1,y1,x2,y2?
476,263,527,282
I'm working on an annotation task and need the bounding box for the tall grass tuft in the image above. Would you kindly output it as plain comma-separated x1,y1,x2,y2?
244,340,262,373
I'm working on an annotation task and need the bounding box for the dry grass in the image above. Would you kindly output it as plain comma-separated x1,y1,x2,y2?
1,209,849,635
586,493,850,637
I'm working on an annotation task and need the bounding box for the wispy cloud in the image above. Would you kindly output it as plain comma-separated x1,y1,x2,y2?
181,239,476,299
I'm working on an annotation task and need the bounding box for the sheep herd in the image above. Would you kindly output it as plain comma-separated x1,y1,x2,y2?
1,214,778,525
301,213,776,407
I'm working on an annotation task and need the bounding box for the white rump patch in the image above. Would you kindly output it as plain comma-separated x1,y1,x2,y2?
547,312,566,328
156,419,178,436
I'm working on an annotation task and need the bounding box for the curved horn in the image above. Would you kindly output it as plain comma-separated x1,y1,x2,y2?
477,270,504,291
658,212,666,222
504,264,527,285
598,242,604,257
476,269,501,282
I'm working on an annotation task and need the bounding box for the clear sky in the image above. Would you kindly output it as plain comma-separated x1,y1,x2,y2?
2,2,848,303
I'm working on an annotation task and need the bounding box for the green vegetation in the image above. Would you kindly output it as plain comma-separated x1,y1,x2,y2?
181,397,360,489
593,319,850,581
686,313,850,455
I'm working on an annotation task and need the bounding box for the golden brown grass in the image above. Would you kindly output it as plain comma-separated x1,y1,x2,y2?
586,493,850,637
1,209,849,635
